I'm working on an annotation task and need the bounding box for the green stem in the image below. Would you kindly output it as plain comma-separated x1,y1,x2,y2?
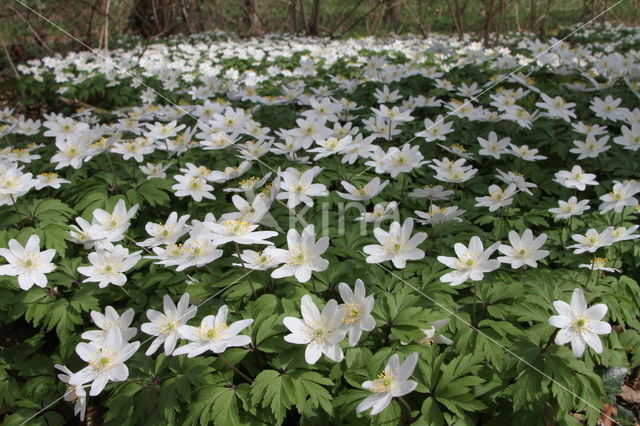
105,152,118,190
398,397,413,423
584,267,595,288
472,280,478,326
9,194,24,227
540,330,556,355
234,242,255,296
399,173,407,200
219,354,253,383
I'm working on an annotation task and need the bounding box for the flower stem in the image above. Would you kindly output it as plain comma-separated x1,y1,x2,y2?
105,152,118,190
584,267,595,288
218,354,253,383
472,280,478,326
540,330,556,355
9,195,24,227
235,242,255,296
398,397,413,422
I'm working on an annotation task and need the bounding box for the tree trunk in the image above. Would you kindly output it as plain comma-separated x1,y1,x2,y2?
529,0,537,32
243,0,262,36
482,0,495,46
384,0,403,25
128,0,181,37
308,0,321,36
450,0,469,40
291,0,298,34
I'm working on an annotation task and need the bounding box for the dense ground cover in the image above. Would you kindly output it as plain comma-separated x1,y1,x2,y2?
1,22,640,425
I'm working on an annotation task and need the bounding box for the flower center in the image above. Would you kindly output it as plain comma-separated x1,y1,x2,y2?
572,315,590,332
196,323,228,341
591,257,608,269
224,220,252,235
370,371,395,393
342,302,363,324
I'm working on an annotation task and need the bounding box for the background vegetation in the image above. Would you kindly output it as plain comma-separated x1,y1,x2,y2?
2,0,640,62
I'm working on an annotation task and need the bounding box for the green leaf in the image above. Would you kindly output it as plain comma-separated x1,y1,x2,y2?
251,370,295,424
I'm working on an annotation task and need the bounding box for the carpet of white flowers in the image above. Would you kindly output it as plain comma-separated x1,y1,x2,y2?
1,22,640,426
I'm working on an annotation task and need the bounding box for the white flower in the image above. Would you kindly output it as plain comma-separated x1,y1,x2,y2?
590,96,626,121
78,243,142,288
144,121,186,140
508,144,547,161
338,279,376,347
497,229,549,269
613,123,640,151
549,288,611,357
140,162,170,179
173,305,253,357
55,364,87,421
0,166,38,202
570,135,610,159
111,138,155,162
371,104,413,122
35,172,70,190
271,225,329,283
91,199,139,243
553,166,598,191
276,167,328,209
69,327,140,396
408,185,453,201
171,173,216,202
414,205,465,225
415,114,454,142
283,295,347,364
548,196,590,219
0,235,56,290
535,93,576,122
578,257,620,273
356,353,419,415
380,144,425,178
141,294,197,356
416,319,453,345
363,218,426,269
599,181,640,214
232,247,282,270
336,177,388,201
68,216,109,249
356,201,399,223
437,236,501,286
204,219,278,246
477,131,510,159
81,306,137,343
43,116,90,141
139,212,191,247
568,228,614,254
430,157,477,183
609,225,640,243
175,236,223,270
474,184,517,212
495,169,537,196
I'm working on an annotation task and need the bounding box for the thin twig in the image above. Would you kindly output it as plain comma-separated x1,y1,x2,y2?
0,37,20,80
